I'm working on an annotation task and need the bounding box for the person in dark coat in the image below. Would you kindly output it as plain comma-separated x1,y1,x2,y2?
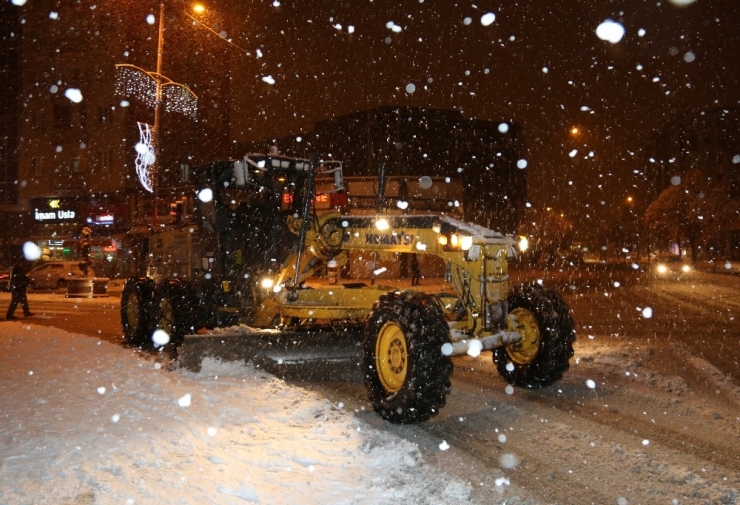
79,227,92,277
6,260,33,320
410,254,421,286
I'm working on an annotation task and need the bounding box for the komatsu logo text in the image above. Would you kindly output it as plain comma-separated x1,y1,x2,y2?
365,231,414,246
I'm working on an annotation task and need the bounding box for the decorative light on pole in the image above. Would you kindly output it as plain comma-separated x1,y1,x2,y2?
115,2,198,226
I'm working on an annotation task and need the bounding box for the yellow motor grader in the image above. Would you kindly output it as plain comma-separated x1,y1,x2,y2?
121,153,575,424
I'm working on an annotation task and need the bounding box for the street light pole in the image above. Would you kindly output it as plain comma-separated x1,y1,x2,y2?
117,2,246,228
152,1,165,226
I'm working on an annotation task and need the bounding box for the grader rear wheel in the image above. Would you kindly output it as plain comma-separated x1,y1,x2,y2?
494,282,576,388
363,291,452,424
120,278,154,347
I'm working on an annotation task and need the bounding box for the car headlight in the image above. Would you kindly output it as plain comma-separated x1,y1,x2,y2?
656,264,668,274
681,264,691,273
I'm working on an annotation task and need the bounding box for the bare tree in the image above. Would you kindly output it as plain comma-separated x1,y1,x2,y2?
644,170,737,264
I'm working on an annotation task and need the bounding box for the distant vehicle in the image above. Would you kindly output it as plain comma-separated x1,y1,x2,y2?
0,270,9,292
28,261,96,290
654,255,692,278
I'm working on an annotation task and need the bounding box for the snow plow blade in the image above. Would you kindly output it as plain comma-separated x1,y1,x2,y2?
177,326,364,373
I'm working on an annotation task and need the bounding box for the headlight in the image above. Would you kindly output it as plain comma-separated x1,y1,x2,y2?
375,218,390,231
656,264,668,274
260,278,274,289
518,236,529,252
460,235,473,251
681,264,691,273
449,233,473,250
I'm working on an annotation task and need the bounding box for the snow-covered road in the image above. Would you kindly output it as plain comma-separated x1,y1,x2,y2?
2,265,739,504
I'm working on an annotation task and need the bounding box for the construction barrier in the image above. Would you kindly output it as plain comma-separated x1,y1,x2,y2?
66,277,110,298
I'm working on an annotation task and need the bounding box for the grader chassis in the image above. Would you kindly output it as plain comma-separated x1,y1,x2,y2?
121,153,576,424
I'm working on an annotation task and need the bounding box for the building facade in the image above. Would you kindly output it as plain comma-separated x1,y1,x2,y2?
0,5,22,265
4,1,226,274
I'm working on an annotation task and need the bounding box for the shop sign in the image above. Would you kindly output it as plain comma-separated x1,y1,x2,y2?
33,198,78,222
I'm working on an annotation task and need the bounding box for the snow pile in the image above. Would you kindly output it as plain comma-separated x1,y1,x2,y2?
0,322,475,505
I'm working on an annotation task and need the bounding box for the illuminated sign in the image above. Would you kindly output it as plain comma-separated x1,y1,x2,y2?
33,198,79,223
34,209,76,221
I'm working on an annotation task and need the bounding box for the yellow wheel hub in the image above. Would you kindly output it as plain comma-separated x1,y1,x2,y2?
506,307,541,364
158,298,174,335
126,292,140,328
376,322,408,393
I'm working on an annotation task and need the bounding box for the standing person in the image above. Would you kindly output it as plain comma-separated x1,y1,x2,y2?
79,227,92,277
410,254,421,286
6,260,33,320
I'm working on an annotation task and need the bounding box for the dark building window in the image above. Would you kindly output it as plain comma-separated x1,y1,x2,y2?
53,104,72,129
95,150,113,170
98,105,114,124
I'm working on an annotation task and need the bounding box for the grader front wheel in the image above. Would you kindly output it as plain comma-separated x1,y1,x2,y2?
494,282,576,388
375,321,408,393
152,280,194,347
363,291,452,424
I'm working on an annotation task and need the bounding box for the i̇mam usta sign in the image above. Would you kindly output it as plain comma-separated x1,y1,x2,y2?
33,199,77,222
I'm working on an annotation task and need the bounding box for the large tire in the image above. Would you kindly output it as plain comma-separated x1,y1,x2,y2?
120,278,155,346
494,282,576,388
152,279,195,347
363,291,453,424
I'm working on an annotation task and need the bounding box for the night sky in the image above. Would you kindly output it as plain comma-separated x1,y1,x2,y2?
193,0,740,216
10,0,740,220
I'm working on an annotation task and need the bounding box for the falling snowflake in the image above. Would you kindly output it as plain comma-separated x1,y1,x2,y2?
596,20,625,43
178,394,192,407
481,12,496,26
64,88,83,103
499,453,519,469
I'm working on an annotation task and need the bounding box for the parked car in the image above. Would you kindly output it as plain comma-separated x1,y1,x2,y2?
27,261,96,290
0,270,9,292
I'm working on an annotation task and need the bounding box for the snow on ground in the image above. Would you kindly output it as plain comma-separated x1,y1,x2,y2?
0,322,475,505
